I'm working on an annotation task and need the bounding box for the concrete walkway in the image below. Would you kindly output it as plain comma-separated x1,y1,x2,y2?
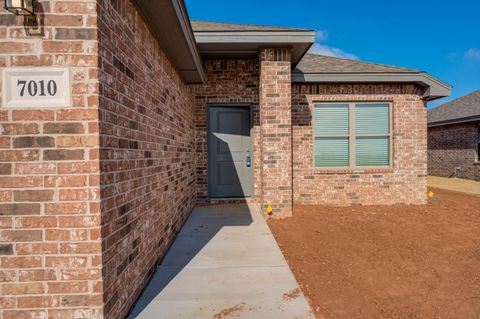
128,203,315,319
428,176,480,195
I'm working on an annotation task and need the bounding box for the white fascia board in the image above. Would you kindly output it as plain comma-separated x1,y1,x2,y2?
194,31,316,44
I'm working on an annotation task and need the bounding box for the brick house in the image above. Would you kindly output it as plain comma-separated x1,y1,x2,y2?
428,90,480,180
0,1,450,318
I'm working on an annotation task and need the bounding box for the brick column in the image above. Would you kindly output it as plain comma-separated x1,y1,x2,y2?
259,48,293,217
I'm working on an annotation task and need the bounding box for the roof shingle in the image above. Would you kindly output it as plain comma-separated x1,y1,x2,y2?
428,90,480,125
190,20,311,32
294,54,419,74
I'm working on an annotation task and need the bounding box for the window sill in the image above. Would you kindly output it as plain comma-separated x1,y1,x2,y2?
313,167,394,175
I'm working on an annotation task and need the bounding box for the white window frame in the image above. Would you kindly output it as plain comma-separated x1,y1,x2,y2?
313,102,393,169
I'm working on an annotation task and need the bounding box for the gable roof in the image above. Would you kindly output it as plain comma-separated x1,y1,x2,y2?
292,54,451,101
294,54,419,74
191,20,311,32
428,90,480,126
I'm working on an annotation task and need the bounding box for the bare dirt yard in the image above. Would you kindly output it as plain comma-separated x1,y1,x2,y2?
268,188,480,319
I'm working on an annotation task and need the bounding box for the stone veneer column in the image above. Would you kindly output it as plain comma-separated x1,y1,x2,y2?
259,48,293,217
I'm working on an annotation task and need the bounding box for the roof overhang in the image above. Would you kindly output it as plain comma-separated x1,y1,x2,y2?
292,72,452,101
193,31,316,66
428,115,480,127
131,0,205,83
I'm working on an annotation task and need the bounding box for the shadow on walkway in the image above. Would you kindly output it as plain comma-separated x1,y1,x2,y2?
127,202,254,318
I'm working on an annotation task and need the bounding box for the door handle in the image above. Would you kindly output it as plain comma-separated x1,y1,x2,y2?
246,150,251,167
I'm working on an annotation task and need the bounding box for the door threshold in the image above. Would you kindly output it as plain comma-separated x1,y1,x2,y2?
209,197,252,201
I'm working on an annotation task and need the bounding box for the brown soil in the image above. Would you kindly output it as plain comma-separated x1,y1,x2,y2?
283,288,302,301
268,188,480,319
213,302,246,319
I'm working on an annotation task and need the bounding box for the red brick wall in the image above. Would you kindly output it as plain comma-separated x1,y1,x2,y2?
292,83,428,205
0,2,103,319
428,122,480,181
96,1,196,318
194,59,261,204
1,1,196,318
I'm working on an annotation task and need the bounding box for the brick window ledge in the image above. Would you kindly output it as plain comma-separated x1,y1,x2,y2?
313,168,394,175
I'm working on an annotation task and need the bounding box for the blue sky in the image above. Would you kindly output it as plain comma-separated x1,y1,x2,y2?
185,0,480,108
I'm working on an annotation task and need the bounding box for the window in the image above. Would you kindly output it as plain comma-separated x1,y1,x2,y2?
314,102,391,168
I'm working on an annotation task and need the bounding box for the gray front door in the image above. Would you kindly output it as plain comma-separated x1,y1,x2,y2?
208,106,253,198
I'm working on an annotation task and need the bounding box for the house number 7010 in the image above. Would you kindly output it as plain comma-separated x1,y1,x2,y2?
17,79,58,97
2,68,70,108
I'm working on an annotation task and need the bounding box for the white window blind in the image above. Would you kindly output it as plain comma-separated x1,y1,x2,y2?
314,104,350,167
355,104,390,166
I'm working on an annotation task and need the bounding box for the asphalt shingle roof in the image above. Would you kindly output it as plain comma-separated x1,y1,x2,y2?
294,54,419,74
428,90,480,124
191,22,419,74
190,20,311,32
190,21,426,74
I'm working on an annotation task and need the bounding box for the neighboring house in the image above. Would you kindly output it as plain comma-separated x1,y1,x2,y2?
428,90,480,180
0,1,450,318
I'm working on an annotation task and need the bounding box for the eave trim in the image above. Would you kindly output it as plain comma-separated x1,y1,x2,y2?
428,115,480,127
132,0,205,84
194,31,316,44
172,0,206,83
292,72,452,100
